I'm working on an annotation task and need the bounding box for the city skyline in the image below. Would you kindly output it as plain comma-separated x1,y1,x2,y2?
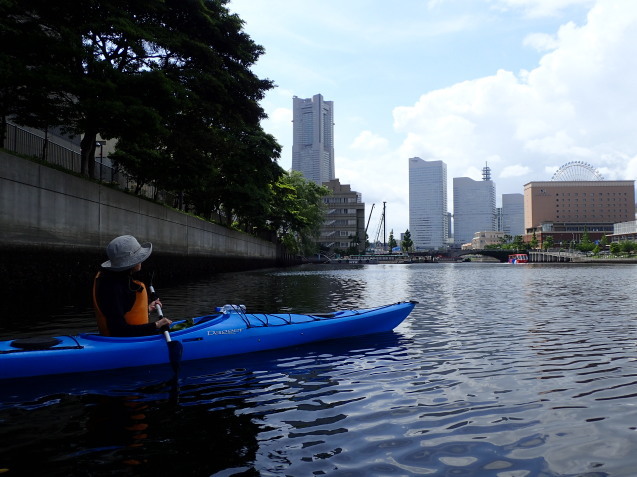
229,0,637,235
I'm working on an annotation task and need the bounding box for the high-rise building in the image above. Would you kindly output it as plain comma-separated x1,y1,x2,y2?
453,165,496,246
408,157,448,250
292,94,335,185
501,193,525,236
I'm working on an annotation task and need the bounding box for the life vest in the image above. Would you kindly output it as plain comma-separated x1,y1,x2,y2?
93,272,149,336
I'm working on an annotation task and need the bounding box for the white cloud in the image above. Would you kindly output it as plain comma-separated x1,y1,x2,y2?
350,131,389,152
230,0,637,233
392,0,637,212
523,32,559,51
620,154,637,181
270,107,292,124
500,164,532,177
489,0,596,18
544,165,560,177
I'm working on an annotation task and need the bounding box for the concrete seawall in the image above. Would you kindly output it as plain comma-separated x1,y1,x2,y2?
0,151,297,306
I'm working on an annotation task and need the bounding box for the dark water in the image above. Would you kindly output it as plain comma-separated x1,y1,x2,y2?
2,263,637,476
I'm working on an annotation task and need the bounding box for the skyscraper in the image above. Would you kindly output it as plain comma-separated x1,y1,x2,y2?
408,157,448,250
501,193,524,236
453,164,496,246
292,94,335,185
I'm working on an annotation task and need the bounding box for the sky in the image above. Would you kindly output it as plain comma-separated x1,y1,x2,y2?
228,0,637,236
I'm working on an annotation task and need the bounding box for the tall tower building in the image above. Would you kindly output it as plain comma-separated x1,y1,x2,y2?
453,164,496,246
292,94,335,185
408,157,448,250
501,193,524,236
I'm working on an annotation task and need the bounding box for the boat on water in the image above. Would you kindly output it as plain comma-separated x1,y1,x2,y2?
508,253,529,264
0,301,417,380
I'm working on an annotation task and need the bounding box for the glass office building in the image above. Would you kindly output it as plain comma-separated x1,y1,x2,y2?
408,157,448,250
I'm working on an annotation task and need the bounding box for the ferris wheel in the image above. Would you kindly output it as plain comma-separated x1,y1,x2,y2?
551,161,604,181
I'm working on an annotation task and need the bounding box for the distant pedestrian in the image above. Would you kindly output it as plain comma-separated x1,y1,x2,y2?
93,235,172,336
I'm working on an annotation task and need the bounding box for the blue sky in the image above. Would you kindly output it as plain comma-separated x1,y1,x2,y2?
228,0,636,236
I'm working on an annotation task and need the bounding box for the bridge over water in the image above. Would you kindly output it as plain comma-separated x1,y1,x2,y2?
447,250,574,263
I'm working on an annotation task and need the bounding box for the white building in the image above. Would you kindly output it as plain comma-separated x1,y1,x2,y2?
501,193,524,237
470,230,506,249
292,94,335,185
453,165,496,246
408,157,448,250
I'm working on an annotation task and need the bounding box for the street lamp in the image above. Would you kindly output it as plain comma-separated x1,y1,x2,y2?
96,140,106,181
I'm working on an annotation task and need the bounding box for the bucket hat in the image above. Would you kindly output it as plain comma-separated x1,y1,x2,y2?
101,235,152,271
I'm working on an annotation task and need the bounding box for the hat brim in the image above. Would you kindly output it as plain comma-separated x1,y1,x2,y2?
101,242,152,271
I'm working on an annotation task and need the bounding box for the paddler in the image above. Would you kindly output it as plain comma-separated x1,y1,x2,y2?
93,235,172,336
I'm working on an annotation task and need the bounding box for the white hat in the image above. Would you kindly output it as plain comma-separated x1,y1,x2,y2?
101,235,152,271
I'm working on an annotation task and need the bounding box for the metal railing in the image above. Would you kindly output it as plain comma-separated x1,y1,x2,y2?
3,121,159,200
4,122,81,172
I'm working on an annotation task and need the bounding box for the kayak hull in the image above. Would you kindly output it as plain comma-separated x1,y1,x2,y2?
0,301,417,380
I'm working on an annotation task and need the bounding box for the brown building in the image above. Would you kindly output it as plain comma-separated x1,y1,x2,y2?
524,180,635,246
319,179,366,254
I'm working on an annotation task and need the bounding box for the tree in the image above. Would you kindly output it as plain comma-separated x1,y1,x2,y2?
1,0,274,181
530,231,539,250
402,229,414,252
268,171,329,256
620,240,635,254
513,235,526,250
577,231,595,253
388,230,398,251
610,242,621,254
542,235,554,251
346,234,362,256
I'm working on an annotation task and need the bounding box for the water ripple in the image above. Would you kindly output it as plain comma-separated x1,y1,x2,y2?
4,264,637,475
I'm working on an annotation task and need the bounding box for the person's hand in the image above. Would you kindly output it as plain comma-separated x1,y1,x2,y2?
155,317,173,329
149,298,162,313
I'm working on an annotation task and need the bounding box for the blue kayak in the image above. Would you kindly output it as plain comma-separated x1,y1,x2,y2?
0,301,417,380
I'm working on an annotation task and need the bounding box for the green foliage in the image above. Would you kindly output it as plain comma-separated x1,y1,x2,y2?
577,231,595,252
388,230,397,251
610,242,621,254
529,231,538,249
512,235,527,250
269,171,329,256
542,235,554,251
620,240,636,253
346,234,363,255
485,235,529,250
401,229,413,252
0,0,274,172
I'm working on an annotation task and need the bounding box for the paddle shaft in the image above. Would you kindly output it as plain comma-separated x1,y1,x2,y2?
149,285,174,343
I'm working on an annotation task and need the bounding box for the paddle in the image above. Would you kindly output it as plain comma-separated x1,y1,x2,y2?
149,284,183,374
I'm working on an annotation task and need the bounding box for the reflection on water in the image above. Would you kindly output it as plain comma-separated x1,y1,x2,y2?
2,263,637,475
